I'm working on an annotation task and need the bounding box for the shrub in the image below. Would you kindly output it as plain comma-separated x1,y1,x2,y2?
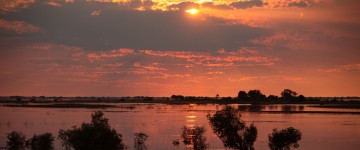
58,111,125,150
6,131,26,150
268,127,302,150
28,133,54,150
207,106,257,150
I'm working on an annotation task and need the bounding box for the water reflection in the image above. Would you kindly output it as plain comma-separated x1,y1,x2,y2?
237,105,307,112
281,105,306,112
269,105,278,110
238,105,266,112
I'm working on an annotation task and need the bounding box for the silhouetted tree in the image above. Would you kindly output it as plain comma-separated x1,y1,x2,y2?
134,132,148,150
6,131,27,150
171,95,185,100
28,133,54,150
267,95,279,101
58,111,125,150
238,91,248,101
268,127,302,150
281,89,298,101
298,95,305,101
16,96,22,102
244,123,257,150
181,126,208,150
207,106,257,150
248,90,266,101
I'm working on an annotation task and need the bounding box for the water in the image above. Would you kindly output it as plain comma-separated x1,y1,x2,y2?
1,104,360,149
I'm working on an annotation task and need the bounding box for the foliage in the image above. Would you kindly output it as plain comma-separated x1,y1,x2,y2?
7,131,27,150
171,95,185,100
268,127,302,150
244,123,257,149
181,126,208,150
28,133,54,150
248,90,266,101
298,95,305,101
58,111,125,150
281,89,298,101
134,132,148,150
267,95,279,101
207,106,257,150
238,91,248,101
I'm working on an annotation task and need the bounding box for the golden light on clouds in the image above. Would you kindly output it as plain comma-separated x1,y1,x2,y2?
186,8,199,15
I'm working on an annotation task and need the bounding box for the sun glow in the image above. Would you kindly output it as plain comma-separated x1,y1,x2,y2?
186,8,199,15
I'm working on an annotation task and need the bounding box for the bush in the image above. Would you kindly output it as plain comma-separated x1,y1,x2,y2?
6,131,27,150
268,127,302,150
28,133,54,150
58,111,125,150
207,106,257,150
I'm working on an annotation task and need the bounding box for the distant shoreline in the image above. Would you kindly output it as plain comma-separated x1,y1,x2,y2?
1,100,360,111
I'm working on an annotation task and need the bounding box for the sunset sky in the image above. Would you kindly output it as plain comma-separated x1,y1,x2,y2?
0,0,359,97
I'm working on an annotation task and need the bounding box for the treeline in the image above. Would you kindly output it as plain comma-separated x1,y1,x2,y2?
237,89,306,102
170,89,317,103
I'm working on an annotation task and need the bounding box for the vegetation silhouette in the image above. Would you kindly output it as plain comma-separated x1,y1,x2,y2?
207,106,257,150
58,111,125,150
237,91,248,101
28,133,54,150
181,125,208,150
134,132,148,150
248,90,266,101
281,89,298,101
236,89,310,102
6,131,26,150
268,127,302,150
6,132,54,150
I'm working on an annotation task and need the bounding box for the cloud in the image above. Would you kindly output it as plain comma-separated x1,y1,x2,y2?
318,64,360,73
0,42,281,96
287,1,308,8
230,0,267,9
0,0,35,13
0,19,41,33
91,9,102,16
0,1,270,51
1,0,360,96
45,1,63,7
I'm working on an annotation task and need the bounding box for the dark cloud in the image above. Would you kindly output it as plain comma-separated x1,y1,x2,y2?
201,2,232,10
167,2,199,10
288,1,308,8
167,2,232,10
230,0,267,9
0,1,270,51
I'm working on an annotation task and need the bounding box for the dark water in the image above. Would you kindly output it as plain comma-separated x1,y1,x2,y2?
1,104,360,149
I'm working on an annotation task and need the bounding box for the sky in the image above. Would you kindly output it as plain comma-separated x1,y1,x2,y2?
0,0,359,97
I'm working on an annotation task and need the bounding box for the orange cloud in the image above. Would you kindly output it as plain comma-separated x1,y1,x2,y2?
318,64,360,73
0,0,35,13
91,10,102,16
87,48,134,60
46,1,62,7
0,19,41,33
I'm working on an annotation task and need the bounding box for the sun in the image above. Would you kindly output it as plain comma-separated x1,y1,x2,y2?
186,8,199,15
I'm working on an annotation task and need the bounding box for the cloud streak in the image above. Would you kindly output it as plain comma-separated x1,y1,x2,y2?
0,19,41,33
